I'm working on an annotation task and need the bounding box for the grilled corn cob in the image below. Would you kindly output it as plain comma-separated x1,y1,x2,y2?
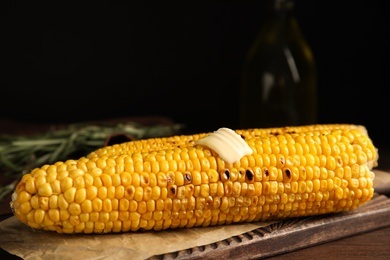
10,125,378,234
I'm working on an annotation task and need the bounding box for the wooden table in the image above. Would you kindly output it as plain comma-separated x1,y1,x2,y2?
1,119,390,259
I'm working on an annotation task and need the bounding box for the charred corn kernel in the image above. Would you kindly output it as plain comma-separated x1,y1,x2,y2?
11,126,378,234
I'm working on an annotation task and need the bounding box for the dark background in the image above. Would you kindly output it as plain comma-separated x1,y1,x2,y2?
1,1,389,149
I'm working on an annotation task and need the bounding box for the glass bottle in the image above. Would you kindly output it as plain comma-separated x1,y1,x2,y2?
239,0,318,129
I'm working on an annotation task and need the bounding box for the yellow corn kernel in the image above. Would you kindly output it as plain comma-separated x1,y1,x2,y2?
60,177,73,193
25,177,37,194
19,202,32,215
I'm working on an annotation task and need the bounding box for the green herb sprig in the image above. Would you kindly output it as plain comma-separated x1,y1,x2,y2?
0,122,184,200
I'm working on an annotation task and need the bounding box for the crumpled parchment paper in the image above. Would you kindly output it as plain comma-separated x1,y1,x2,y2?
0,216,275,260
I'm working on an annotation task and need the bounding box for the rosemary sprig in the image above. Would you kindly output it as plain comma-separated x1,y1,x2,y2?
0,122,184,200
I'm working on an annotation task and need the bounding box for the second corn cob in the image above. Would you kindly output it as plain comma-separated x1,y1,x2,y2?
87,124,371,160
10,126,377,234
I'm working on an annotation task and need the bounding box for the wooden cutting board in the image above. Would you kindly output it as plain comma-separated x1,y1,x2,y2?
149,170,390,260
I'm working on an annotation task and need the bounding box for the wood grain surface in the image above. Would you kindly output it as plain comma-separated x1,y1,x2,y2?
148,194,390,260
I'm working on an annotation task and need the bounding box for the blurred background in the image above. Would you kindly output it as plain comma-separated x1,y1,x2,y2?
1,1,389,149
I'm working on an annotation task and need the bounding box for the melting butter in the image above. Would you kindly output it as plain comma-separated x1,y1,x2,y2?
195,127,252,164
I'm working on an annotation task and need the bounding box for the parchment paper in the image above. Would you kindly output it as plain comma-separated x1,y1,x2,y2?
0,216,275,260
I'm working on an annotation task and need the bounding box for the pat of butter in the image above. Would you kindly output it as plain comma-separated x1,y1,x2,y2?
195,127,253,164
